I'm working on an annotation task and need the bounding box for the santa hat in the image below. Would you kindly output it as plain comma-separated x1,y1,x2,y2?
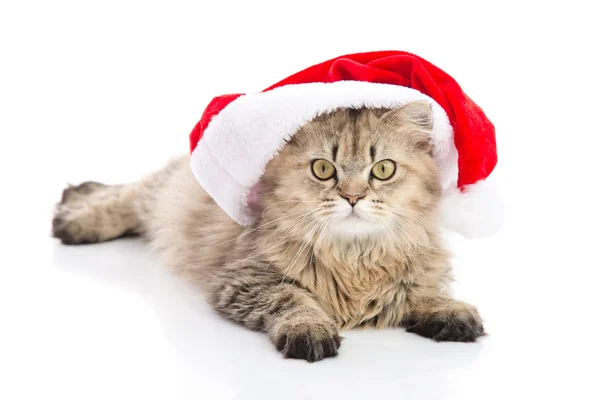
189,51,502,238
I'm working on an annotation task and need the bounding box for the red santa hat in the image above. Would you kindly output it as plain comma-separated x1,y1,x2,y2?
189,51,502,238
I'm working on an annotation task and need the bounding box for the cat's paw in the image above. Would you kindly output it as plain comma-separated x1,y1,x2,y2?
273,320,341,362
52,204,100,245
405,302,484,342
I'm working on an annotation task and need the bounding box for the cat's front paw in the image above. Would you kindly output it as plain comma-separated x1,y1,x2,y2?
404,302,484,342
273,320,341,362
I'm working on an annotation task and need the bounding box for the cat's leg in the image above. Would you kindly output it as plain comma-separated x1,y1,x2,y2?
52,181,142,244
402,289,485,342
209,262,341,362
52,157,186,245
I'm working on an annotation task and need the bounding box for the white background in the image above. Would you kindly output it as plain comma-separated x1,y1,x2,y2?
1,1,599,399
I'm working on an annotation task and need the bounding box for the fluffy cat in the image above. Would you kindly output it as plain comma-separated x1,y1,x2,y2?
52,102,484,362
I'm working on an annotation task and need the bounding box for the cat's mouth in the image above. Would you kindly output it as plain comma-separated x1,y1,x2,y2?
328,208,383,237
345,210,362,220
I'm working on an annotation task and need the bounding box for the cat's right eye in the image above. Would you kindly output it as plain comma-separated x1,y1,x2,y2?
312,159,336,180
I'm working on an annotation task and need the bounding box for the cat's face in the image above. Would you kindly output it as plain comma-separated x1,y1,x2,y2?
257,102,442,241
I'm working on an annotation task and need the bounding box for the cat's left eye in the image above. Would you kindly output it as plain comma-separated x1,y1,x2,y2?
371,159,396,180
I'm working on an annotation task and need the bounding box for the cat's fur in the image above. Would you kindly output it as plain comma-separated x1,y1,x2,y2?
52,102,484,362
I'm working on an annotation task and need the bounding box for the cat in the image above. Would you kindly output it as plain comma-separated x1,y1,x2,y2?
52,101,484,362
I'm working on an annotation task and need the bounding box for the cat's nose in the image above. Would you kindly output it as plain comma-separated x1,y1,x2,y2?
341,194,365,206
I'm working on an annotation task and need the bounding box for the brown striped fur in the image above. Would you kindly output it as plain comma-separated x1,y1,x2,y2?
52,102,484,362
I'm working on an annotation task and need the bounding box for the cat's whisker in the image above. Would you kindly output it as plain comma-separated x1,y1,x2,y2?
209,207,313,247
281,216,329,286
376,220,410,259
226,212,326,266
237,209,327,265
261,199,322,220
374,216,415,252
278,217,327,285
387,218,436,256
389,219,420,249
388,207,428,222
273,208,326,236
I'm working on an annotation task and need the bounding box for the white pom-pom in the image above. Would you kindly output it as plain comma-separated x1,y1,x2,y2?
439,178,504,239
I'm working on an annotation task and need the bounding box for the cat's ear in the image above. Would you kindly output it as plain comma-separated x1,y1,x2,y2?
246,182,263,214
381,101,434,153
396,101,434,131
381,101,433,131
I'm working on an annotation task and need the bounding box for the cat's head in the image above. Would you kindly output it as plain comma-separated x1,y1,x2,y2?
255,101,442,242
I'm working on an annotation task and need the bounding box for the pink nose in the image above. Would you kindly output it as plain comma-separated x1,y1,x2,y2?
341,194,365,206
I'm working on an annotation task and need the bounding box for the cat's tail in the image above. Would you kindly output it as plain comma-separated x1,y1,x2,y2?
52,157,186,245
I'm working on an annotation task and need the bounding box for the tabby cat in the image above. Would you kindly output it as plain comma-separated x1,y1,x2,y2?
52,102,484,362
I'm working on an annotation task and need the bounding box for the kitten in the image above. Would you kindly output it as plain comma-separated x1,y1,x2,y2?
52,102,484,362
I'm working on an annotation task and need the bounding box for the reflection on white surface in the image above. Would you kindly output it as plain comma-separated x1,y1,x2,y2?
49,238,485,400
9,215,585,400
